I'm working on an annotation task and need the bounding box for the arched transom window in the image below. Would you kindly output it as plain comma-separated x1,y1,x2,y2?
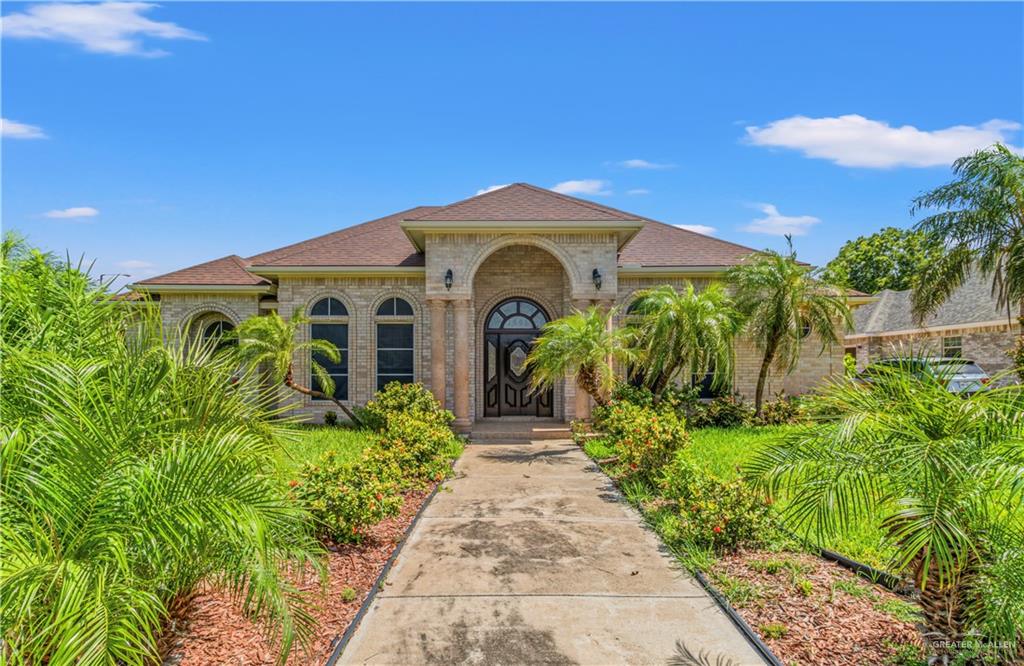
310,297,349,401
485,299,548,331
375,297,414,391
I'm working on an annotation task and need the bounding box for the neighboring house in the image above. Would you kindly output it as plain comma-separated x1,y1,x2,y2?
847,271,1021,378
130,183,849,428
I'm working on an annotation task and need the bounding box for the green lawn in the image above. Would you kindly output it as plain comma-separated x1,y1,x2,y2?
687,425,798,481
272,427,375,481
684,425,893,568
586,423,895,568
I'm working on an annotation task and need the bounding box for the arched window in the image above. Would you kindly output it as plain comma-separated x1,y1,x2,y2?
375,297,414,391
310,297,349,401
202,320,236,351
485,299,548,331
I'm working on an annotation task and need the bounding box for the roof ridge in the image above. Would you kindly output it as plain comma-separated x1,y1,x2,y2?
509,183,639,221
247,205,437,265
406,182,640,221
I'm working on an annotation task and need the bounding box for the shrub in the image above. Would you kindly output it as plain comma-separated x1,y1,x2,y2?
0,238,322,663
595,401,689,483
659,453,773,553
360,381,452,432
370,410,458,487
609,382,656,408
688,395,752,429
753,394,804,426
323,410,338,426
297,449,403,544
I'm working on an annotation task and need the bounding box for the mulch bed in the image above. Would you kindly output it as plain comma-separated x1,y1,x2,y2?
163,488,432,665
710,550,922,666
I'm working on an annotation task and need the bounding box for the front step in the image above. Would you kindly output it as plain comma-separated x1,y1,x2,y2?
468,422,573,443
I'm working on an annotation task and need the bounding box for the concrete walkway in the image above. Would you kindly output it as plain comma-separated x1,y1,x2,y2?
339,440,766,665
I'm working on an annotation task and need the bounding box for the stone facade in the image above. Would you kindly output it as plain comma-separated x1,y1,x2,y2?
155,234,849,424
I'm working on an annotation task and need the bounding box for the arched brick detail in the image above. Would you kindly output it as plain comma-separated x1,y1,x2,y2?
464,235,582,294
178,303,242,332
367,287,423,319
303,290,356,318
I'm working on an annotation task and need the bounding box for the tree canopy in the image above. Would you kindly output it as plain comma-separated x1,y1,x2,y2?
822,226,944,295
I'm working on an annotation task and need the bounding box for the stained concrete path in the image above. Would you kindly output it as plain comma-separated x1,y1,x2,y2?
339,440,766,665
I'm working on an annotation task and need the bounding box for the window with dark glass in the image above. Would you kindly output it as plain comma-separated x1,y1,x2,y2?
942,335,963,358
376,297,414,390
201,320,235,351
310,297,348,401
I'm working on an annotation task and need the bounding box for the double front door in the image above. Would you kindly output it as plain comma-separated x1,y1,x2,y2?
483,298,553,417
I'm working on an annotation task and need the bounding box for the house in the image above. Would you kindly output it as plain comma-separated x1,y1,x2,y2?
846,271,1021,378
130,183,847,428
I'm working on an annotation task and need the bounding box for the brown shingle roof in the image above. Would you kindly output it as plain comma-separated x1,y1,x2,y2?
248,206,436,267
136,255,271,286
141,184,769,284
618,218,758,267
406,183,640,222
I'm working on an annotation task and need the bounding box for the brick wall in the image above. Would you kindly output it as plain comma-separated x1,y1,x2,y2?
275,276,429,421
615,275,843,402
157,293,261,342
851,322,1020,382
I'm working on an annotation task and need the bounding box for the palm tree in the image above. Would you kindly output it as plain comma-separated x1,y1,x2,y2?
911,144,1024,325
726,240,851,415
629,282,742,399
746,362,1024,663
234,310,361,425
526,305,635,408
1,246,322,664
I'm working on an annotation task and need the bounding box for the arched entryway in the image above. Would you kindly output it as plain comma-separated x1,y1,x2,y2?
483,297,553,417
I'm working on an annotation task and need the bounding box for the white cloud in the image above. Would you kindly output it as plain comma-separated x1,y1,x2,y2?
618,159,675,170
1,2,206,57
1,118,47,139
117,259,154,269
475,184,510,196
551,179,611,196
626,188,650,195
742,204,819,236
44,206,99,219
675,224,717,236
745,114,1021,168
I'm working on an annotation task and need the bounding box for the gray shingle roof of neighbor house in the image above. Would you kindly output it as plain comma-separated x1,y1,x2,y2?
136,183,763,285
852,271,1014,334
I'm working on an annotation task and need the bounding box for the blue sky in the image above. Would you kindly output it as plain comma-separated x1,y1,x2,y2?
3,2,1021,288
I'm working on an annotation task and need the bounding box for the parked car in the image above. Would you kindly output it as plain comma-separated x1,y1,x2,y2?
858,357,991,394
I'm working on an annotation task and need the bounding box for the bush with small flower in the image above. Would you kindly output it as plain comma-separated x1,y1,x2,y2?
658,453,774,553
296,381,461,543
296,449,403,543
594,400,689,483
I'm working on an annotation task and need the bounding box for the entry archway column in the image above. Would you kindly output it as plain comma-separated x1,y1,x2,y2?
452,298,472,430
428,299,447,408
572,298,593,421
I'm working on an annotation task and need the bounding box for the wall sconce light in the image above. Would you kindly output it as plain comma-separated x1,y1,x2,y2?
592,268,602,290
444,268,454,290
